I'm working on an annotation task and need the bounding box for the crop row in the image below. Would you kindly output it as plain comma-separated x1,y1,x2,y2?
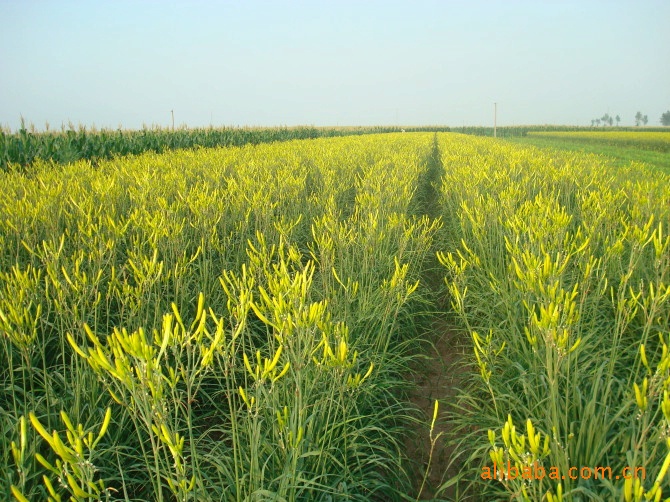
1,133,441,500
437,133,670,500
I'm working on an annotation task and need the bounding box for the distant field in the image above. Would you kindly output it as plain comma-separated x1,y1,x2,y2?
0,124,451,170
507,130,670,172
527,130,670,151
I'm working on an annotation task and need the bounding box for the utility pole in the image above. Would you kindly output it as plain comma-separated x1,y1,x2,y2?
494,102,497,138
171,110,175,131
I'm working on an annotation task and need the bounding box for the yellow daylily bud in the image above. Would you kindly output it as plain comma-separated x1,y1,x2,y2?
634,379,648,412
662,391,670,422
265,345,283,375
526,419,537,453
273,362,291,383
10,486,30,502
655,450,670,485
337,339,348,364
624,476,633,502
432,400,440,430
640,344,650,372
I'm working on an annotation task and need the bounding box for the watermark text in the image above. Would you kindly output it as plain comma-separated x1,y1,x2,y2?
482,461,646,482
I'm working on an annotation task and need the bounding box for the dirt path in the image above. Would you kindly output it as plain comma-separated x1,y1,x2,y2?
404,136,471,500
405,315,468,500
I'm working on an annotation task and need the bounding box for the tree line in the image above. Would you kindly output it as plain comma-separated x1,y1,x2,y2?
591,111,670,127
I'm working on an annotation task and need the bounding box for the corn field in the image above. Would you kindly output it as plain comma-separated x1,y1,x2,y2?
1,131,669,501
0,123,451,171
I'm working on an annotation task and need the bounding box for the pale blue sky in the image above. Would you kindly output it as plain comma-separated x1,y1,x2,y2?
1,0,668,130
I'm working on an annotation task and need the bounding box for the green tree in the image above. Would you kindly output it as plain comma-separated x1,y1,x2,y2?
642,115,648,126
615,115,620,126
661,111,670,126
635,111,643,126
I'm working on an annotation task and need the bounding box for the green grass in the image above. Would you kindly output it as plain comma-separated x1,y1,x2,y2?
505,135,670,173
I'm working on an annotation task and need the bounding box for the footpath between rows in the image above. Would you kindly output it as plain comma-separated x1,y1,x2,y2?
405,136,469,500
